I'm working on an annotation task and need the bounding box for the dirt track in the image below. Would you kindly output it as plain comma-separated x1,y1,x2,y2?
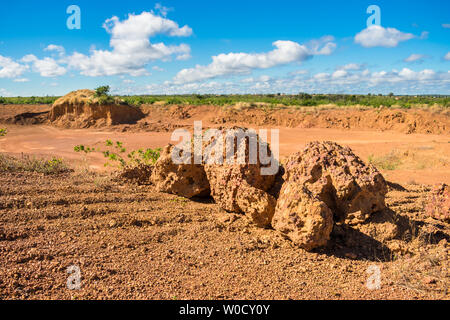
0,171,448,300
0,104,449,299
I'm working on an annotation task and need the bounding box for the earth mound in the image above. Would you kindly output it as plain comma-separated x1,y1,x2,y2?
49,89,144,128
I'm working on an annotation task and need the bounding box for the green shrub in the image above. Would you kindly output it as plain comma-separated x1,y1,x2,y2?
75,140,162,168
94,85,110,97
0,128,7,136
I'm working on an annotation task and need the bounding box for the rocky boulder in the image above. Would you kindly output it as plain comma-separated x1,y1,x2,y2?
272,141,388,250
272,182,333,251
203,127,278,227
283,141,388,224
151,144,210,198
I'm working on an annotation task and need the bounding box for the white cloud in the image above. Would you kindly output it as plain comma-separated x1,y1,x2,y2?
0,88,13,97
115,65,450,96
404,54,426,63
354,25,414,48
306,36,337,55
332,70,348,78
152,66,164,72
22,54,66,77
442,24,450,29
0,55,28,78
445,52,450,61
13,78,30,82
67,11,192,77
123,79,135,84
419,31,429,40
174,37,336,83
154,3,173,17
44,44,65,56
338,63,363,71
176,53,192,61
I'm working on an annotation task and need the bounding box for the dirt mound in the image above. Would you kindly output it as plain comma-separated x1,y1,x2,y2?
151,144,210,198
425,184,449,222
117,164,153,185
272,141,388,250
49,90,144,128
4,111,49,125
210,107,449,135
203,127,278,227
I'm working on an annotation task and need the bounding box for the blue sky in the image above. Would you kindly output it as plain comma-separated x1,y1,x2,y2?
0,0,449,96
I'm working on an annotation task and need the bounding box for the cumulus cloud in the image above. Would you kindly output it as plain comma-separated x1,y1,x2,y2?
445,52,450,61
0,55,28,78
404,54,427,63
135,66,450,96
67,11,192,76
337,63,363,71
174,37,336,83
354,25,414,48
44,44,65,56
22,54,66,77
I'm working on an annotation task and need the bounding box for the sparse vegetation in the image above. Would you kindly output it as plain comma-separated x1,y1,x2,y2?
0,154,71,175
369,151,403,170
74,140,162,168
0,128,7,136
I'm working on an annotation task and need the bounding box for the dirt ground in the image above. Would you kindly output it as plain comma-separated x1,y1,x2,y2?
0,104,448,300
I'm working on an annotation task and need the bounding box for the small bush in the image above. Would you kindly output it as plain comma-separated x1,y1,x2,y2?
74,140,162,168
94,85,110,97
0,128,7,136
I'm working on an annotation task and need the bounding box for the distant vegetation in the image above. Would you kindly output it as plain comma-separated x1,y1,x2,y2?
1,93,449,109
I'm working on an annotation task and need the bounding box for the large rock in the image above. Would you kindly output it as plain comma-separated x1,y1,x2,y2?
425,184,449,222
283,141,387,224
151,144,210,198
272,141,388,250
272,182,333,250
49,89,144,128
203,127,278,227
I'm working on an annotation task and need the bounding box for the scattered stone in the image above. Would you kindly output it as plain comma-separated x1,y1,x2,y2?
422,276,437,285
425,184,449,222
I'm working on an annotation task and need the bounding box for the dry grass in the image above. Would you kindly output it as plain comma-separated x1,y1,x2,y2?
0,153,71,175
